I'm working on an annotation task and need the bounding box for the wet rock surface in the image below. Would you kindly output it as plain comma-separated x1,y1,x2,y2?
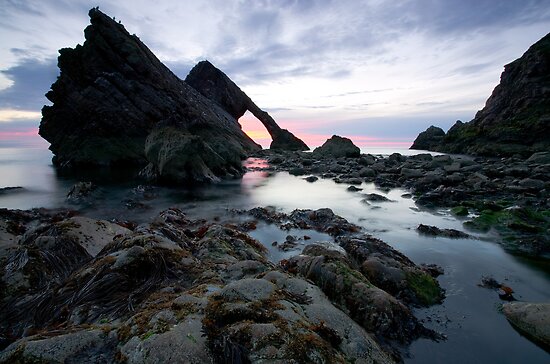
502,302,550,351
0,204,446,362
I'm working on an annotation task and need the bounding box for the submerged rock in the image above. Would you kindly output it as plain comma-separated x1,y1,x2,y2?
39,8,262,183
416,224,471,239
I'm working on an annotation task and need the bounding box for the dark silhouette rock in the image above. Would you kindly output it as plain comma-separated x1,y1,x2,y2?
313,135,360,158
185,60,309,151
410,125,445,150
39,8,261,183
411,32,550,157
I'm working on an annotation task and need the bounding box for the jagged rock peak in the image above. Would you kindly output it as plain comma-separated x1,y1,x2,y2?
186,60,310,151
411,32,550,157
39,8,261,183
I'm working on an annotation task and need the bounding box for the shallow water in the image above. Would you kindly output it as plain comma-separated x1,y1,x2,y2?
1,146,549,362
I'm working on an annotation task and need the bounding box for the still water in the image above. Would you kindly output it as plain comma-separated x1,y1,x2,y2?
1,145,549,363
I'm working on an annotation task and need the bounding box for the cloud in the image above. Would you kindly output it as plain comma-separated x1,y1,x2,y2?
0,57,58,110
0,0,548,141
0,109,42,123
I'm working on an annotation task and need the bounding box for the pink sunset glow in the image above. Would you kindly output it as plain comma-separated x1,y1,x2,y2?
239,115,411,149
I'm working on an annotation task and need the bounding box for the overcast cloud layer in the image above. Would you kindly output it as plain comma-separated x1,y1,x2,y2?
1,0,549,146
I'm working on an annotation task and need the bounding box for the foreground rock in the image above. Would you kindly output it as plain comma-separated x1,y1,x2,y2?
411,32,550,157
0,205,446,362
39,9,305,184
502,302,550,350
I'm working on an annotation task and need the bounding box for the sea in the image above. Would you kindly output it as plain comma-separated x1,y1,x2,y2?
1,142,549,363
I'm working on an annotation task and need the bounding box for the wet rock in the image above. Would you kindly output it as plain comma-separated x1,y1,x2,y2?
204,273,393,363
287,208,360,236
0,186,23,194
66,181,97,203
0,329,116,363
287,245,431,344
304,175,318,183
518,178,545,190
410,125,445,151
502,302,550,350
121,314,211,363
339,236,445,306
401,168,424,178
362,193,394,203
526,151,550,165
313,135,361,158
347,185,363,192
416,224,471,239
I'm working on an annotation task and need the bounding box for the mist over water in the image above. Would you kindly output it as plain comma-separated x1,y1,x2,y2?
1,145,549,363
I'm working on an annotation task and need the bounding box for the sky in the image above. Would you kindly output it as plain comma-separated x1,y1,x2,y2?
1,0,549,148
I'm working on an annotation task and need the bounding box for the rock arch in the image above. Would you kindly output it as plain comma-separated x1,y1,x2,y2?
185,61,309,151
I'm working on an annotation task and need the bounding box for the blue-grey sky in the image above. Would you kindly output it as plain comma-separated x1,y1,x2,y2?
1,0,549,147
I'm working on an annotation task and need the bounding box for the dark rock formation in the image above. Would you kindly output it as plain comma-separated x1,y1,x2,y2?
411,32,550,157
185,60,309,151
410,125,445,151
313,135,360,158
39,8,268,183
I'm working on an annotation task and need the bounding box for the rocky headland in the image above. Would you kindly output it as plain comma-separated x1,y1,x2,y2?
411,32,550,157
39,8,307,184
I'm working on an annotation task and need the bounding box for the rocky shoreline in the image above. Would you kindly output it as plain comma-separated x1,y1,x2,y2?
1,145,549,362
250,145,550,259
1,201,444,363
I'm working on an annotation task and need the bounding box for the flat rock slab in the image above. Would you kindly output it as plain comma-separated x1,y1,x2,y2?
502,302,550,350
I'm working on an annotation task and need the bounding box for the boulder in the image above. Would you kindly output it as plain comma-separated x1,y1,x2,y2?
503,302,550,350
410,125,445,151
313,135,361,158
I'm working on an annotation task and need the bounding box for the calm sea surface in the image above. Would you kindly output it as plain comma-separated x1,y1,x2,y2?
1,144,549,363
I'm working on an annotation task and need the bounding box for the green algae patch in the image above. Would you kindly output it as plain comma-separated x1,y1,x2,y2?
405,271,444,306
451,206,469,217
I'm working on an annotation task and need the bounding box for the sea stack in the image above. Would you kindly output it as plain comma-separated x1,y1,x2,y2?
185,60,309,151
39,8,305,183
411,32,550,157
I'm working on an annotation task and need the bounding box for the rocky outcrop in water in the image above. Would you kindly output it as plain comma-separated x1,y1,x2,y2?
39,9,304,184
411,32,550,157
186,60,309,151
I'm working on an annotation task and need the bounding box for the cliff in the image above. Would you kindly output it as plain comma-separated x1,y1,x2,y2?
411,32,550,157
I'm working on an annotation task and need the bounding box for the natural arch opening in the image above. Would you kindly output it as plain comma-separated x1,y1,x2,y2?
238,110,272,148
